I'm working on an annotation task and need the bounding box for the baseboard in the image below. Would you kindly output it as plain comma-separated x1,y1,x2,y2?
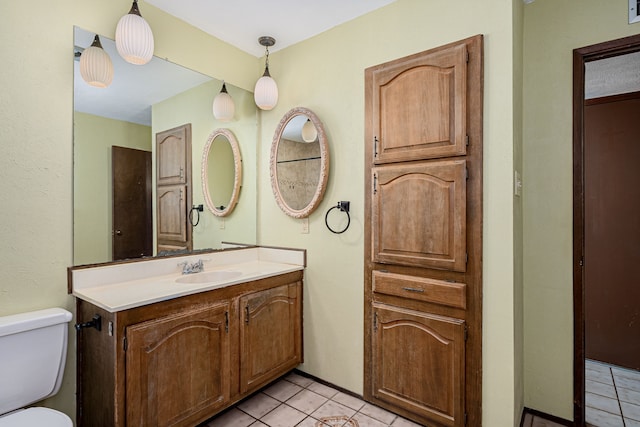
521,407,573,426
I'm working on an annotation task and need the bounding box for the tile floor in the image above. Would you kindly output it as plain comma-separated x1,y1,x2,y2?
200,372,422,427
521,412,567,427
585,359,640,427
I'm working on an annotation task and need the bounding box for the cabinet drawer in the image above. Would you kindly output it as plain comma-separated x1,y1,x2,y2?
373,270,466,309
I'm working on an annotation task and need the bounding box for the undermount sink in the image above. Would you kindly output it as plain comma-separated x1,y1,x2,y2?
175,270,243,284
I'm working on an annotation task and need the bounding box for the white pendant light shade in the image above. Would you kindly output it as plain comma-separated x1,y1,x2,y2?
213,82,235,122
79,35,114,88
116,0,154,65
301,119,318,143
254,73,278,111
254,36,278,111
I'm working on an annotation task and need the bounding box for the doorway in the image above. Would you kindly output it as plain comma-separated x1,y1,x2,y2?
573,34,640,427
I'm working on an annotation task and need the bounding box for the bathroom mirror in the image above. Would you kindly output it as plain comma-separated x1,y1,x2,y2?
73,27,257,265
270,107,329,218
202,129,242,217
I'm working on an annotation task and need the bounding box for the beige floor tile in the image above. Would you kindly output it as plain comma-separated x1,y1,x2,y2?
260,404,307,427
586,368,614,385
586,391,622,414
626,418,640,427
359,403,397,424
531,415,568,427
264,380,303,402
614,375,640,392
237,393,280,419
350,412,388,427
205,408,256,427
286,389,328,415
585,406,624,427
391,416,423,427
307,381,340,399
296,417,325,427
618,386,640,405
587,360,613,375
621,401,640,421
587,379,618,399
331,392,366,411
612,366,640,383
249,422,268,427
285,372,315,388
311,400,357,421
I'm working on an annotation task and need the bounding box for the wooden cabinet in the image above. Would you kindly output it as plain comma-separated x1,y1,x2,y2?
156,124,192,253
76,271,303,427
240,283,302,394
364,35,483,427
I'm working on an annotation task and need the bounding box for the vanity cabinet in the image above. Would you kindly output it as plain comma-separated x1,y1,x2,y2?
364,35,483,427
76,270,303,427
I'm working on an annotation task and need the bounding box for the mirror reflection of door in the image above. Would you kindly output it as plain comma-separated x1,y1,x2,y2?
582,48,640,427
112,146,152,261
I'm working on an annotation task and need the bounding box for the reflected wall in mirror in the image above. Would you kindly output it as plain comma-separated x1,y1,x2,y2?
202,129,242,217
73,26,258,266
270,107,329,218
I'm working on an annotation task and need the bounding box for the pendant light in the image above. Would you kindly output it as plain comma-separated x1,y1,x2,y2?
254,36,278,111
301,119,318,143
115,0,154,65
213,82,235,122
79,35,114,88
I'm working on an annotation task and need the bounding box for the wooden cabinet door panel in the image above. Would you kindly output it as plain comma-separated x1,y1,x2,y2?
240,282,302,394
372,303,465,427
369,44,467,164
126,302,230,427
372,159,466,271
157,184,187,242
157,125,190,186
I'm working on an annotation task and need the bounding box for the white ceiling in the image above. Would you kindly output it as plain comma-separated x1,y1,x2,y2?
144,0,396,57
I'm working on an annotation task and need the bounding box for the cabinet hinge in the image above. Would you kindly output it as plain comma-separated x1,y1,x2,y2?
373,173,378,195
465,168,469,180
464,412,468,425
465,253,468,264
465,134,469,146
225,311,229,333
373,312,378,331
123,336,128,351
466,50,470,63
245,305,250,324
464,325,468,342
374,136,379,158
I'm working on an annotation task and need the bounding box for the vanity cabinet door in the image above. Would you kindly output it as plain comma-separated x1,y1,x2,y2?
239,281,303,394
372,303,465,427
125,302,231,427
372,159,467,272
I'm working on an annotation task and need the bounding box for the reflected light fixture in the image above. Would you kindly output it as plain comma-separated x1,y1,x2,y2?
213,82,235,122
301,119,318,143
79,35,114,88
254,36,278,110
115,0,154,65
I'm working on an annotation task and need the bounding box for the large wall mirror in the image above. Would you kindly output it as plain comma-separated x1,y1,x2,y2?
202,129,242,217
270,107,329,218
73,27,257,266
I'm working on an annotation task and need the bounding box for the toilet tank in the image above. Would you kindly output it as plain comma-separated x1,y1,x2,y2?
0,308,72,415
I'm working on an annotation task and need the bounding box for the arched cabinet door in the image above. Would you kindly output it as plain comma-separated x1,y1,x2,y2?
369,43,468,164
372,303,465,427
371,159,467,272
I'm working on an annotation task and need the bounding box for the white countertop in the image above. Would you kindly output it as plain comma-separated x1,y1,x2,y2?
70,247,305,312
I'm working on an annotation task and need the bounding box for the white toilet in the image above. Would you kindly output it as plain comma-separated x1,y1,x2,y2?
0,308,74,426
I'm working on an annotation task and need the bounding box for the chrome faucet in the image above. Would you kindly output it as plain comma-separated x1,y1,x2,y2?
180,259,204,274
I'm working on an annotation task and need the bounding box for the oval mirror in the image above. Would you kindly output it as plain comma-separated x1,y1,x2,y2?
270,107,329,218
202,128,242,217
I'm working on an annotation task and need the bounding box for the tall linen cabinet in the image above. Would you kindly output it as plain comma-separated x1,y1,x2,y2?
364,35,483,427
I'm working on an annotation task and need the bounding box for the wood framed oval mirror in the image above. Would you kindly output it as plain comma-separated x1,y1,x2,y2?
270,107,329,218
202,128,242,217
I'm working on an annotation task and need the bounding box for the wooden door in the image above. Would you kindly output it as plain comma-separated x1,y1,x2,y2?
372,303,465,427
370,43,468,164
112,146,152,261
239,282,302,394
372,159,467,272
584,92,640,370
125,302,231,427
156,124,192,253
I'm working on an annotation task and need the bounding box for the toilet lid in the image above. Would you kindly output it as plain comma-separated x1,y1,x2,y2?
0,407,72,426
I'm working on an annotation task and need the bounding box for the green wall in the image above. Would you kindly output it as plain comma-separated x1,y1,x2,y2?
522,0,640,419
73,113,151,265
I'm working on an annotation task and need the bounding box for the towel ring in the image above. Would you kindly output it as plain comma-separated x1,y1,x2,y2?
325,201,350,234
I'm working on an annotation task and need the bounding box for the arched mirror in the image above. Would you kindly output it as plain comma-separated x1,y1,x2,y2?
270,107,329,218
202,128,242,217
